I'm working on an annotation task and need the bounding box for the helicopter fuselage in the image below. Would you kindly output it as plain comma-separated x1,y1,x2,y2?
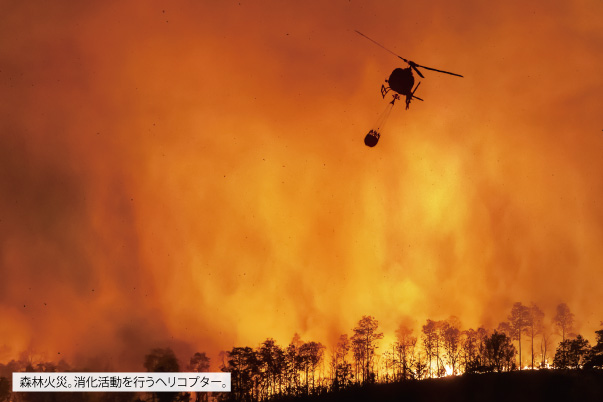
387,67,415,97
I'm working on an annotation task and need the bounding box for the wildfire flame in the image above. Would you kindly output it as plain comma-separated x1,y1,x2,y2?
1,0,602,371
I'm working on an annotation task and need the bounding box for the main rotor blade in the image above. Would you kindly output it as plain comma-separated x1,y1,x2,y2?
355,30,464,78
414,63,463,78
354,30,408,63
409,62,424,79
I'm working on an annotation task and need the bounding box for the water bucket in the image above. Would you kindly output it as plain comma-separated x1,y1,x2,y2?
364,130,380,147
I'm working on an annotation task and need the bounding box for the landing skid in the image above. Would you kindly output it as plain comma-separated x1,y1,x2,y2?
381,85,400,105
380,84,391,98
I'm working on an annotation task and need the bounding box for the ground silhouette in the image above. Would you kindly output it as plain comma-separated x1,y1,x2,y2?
272,369,603,402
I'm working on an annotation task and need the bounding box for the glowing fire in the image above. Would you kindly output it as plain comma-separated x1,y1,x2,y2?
1,0,602,373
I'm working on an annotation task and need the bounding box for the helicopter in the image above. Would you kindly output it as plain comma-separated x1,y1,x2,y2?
356,30,463,147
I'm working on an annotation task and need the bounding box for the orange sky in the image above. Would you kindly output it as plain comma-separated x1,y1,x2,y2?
1,0,602,370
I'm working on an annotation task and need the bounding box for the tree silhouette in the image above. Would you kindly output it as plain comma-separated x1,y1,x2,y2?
394,324,417,380
351,332,364,382
461,327,489,373
527,303,545,369
508,302,530,369
461,328,478,373
433,320,446,377
187,352,210,402
381,348,395,382
553,303,575,342
584,327,603,369
413,352,428,380
258,338,285,398
351,316,383,383
281,334,305,396
283,345,299,395
143,348,182,402
554,335,590,369
298,341,324,395
223,346,260,402
441,317,461,375
484,331,517,372
188,352,210,372
144,348,180,372
540,330,553,368
331,334,353,390
421,319,438,378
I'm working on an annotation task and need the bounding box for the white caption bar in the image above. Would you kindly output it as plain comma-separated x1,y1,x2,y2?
13,372,230,392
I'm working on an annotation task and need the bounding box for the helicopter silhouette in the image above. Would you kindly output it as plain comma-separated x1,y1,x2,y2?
356,30,463,147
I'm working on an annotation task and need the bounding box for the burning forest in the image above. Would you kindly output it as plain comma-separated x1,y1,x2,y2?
1,0,603,401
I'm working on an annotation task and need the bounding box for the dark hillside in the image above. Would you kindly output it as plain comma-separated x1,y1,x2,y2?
274,370,603,402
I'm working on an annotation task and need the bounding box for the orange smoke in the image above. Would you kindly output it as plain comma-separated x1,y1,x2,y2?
1,0,602,370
